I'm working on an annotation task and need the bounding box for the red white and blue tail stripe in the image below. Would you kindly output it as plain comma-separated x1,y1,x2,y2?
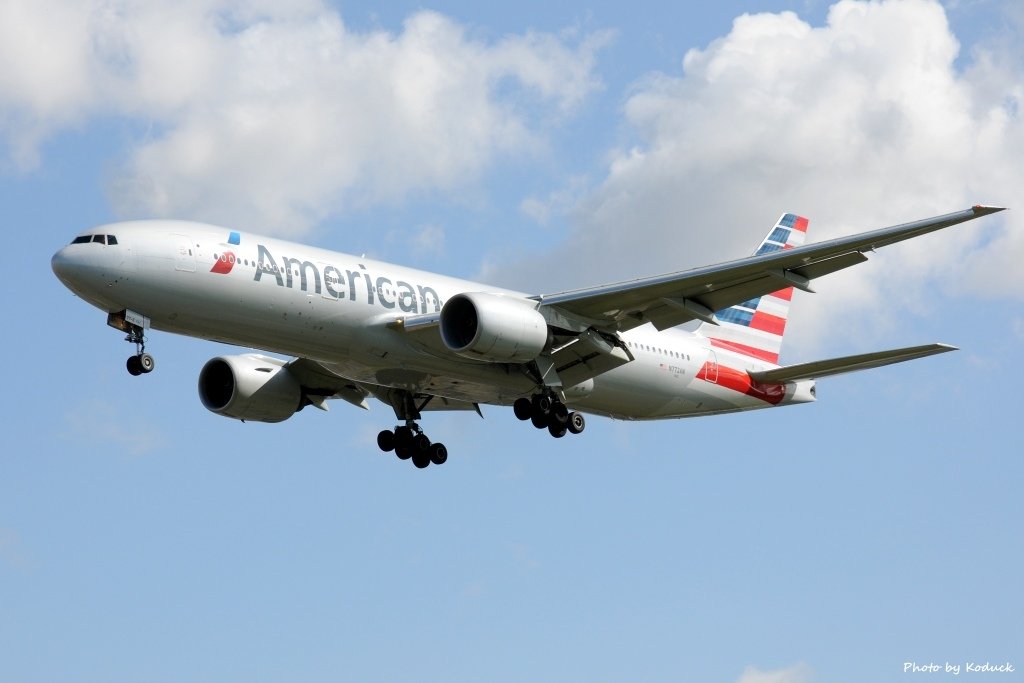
697,213,808,364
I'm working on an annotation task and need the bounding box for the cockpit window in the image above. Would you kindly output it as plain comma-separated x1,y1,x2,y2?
92,234,106,244
72,235,92,244
106,235,118,245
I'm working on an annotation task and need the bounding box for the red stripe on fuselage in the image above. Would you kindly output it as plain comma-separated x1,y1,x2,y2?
696,362,787,405
709,338,779,364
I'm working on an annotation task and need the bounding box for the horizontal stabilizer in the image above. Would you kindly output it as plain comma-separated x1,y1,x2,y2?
748,343,958,383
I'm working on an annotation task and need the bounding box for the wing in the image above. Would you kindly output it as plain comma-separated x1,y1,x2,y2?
285,357,371,410
538,206,1005,333
286,358,481,415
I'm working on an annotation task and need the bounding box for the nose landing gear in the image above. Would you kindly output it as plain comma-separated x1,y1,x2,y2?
108,310,156,376
124,324,155,376
126,351,155,376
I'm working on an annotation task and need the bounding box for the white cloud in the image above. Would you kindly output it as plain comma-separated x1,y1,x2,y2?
735,663,813,683
0,0,609,233
495,0,1023,355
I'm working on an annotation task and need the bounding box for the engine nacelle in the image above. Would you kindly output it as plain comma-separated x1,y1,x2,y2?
198,354,302,423
440,292,549,363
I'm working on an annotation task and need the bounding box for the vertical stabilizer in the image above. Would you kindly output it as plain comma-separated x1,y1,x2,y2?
697,213,808,364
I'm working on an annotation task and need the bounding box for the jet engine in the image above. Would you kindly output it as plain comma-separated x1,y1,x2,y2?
440,292,550,363
198,354,302,423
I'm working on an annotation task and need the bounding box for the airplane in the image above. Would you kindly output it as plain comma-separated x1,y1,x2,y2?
51,205,1004,468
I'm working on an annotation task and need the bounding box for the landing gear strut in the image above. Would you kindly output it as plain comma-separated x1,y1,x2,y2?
124,324,155,376
513,392,586,439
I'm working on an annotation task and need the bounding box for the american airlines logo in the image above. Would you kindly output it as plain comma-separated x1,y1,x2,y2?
211,251,235,274
250,243,443,314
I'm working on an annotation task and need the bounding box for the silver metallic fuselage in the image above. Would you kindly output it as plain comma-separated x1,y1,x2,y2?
52,220,814,420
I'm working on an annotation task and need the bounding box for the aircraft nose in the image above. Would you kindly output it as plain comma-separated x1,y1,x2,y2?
51,245,77,283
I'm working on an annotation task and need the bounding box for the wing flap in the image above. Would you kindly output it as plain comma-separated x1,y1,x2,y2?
747,343,958,383
549,329,634,387
285,357,370,409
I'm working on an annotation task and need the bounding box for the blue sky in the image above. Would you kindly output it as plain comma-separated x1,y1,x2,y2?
2,1,1022,681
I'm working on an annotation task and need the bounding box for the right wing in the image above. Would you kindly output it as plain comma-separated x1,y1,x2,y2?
537,206,1005,334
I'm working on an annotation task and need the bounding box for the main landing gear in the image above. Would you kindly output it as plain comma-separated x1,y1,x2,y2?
377,424,448,469
375,390,448,469
513,393,586,439
124,325,155,376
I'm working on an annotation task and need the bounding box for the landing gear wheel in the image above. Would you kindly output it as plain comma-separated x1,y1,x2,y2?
550,402,569,425
411,450,431,469
138,353,155,373
533,394,552,414
394,426,413,446
513,398,532,421
377,429,396,452
126,355,143,376
567,412,586,435
531,413,548,430
429,443,448,465
395,445,412,460
548,423,567,439
413,433,431,452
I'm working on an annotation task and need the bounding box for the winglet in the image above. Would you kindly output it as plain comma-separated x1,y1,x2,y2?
972,205,1006,216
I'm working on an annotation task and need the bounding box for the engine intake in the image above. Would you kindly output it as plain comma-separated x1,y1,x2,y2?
198,354,302,423
440,292,549,363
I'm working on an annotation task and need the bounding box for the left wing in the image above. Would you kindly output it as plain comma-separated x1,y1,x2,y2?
538,205,1004,333
286,358,480,415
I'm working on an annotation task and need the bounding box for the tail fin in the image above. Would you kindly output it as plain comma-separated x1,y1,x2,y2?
697,213,808,364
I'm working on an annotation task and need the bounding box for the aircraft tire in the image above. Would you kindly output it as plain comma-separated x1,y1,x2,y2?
550,402,569,425
531,413,547,430
395,445,412,460
413,433,431,452
126,355,143,376
567,412,586,434
548,423,567,438
139,353,155,373
377,430,395,452
412,450,431,469
429,443,448,465
513,398,532,421
395,426,413,446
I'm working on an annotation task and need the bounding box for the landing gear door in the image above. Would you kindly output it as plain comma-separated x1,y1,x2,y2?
174,234,196,272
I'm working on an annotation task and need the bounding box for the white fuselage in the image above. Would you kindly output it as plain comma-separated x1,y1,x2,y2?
51,220,815,420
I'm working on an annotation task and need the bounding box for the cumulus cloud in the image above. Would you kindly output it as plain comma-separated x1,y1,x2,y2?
0,0,609,233
494,0,1023,354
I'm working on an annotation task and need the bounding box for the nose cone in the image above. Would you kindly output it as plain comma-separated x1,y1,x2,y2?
51,245,79,286
51,242,101,296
